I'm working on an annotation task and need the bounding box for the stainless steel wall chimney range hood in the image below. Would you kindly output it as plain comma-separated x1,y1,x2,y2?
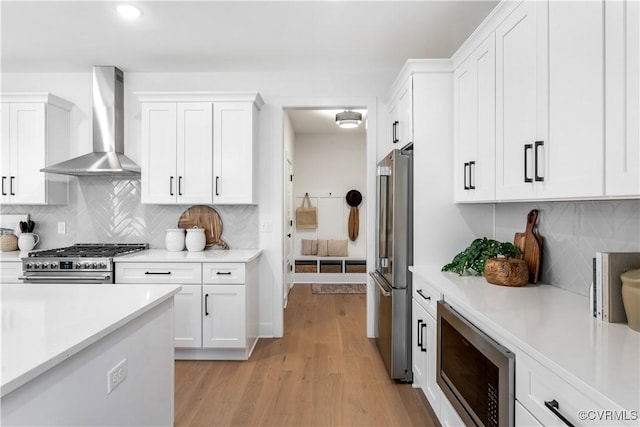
41,66,141,176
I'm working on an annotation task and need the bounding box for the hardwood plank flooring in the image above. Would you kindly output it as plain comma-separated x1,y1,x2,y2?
175,284,439,427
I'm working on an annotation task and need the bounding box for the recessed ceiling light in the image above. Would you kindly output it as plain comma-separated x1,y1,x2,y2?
117,4,142,20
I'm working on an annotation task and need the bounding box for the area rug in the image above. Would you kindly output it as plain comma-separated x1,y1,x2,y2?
310,283,367,294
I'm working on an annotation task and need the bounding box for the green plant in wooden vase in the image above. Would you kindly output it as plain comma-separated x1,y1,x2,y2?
442,237,521,276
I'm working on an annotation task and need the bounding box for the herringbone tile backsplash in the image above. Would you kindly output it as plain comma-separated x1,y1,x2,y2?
1,178,258,250
495,200,640,297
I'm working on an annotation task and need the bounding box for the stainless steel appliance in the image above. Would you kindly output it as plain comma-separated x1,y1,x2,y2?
21,243,148,284
437,301,515,427
370,145,413,382
41,66,141,177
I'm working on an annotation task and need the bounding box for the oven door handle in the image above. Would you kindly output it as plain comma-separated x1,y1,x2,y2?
20,275,111,282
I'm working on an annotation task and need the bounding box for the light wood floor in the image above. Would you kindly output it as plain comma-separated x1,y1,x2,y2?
174,284,439,426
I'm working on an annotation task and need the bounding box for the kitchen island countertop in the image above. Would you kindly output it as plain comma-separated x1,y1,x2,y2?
115,248,262,263
1,283,181,397
410,265,640,415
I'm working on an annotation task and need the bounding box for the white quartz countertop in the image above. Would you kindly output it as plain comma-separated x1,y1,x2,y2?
0,251,33,262
115,248,262,263
410,265,640,413
1,283,181,397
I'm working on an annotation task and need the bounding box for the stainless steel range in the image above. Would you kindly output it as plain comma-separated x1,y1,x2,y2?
21,243,148,284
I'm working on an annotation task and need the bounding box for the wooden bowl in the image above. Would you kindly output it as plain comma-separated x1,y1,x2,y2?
484,258,528,287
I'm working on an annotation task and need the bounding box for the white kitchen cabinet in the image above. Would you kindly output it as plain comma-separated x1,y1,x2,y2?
213,102,259,204
515,401,543,427
140,102,213,204
605,0,640,197
391,77,413,147
174,284,203,348
202,284,246,348
495,0,605,201
454,33,496,202
0,94,71,205
0,260,23,284
138,92,262,205
439,391,465,427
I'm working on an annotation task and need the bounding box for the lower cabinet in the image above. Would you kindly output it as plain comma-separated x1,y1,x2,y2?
115,257,259,360
0,261,23,283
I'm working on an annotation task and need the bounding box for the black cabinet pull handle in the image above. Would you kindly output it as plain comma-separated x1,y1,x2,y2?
169,176,174,196
420,322,427,352
392,121,399,144
178,176,183,195
216,271,232,275
144,271,171,275
544,400,575,427
534,140,544,182
215,176,220,196
205,293,209,316
524,144,533,183
10,176,15,195
417,319,424,349
463,162,470,190
416,289,431,301
468,161,476,190
1,176,6,196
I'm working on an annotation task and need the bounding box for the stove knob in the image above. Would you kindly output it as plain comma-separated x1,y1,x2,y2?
26,262,33,269
92,262,98,269
42,262,49,269
34,263,41,269
75,263,82,269
99,262,107,269
84,262,92,269
50,263,58,269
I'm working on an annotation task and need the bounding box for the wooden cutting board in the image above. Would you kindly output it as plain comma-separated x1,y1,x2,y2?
514,209,543,283
178,205,228,249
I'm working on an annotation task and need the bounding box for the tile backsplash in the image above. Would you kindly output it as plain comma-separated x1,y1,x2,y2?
1,178,258,250
495,200,640,297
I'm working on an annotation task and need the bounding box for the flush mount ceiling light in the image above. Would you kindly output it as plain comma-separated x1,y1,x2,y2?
117,4,142,20
336,111,362,129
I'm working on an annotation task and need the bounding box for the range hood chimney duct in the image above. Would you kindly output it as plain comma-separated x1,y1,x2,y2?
41,66,141,176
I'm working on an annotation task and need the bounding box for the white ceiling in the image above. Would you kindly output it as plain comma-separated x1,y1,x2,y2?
2,1,498,134
1,1,498,74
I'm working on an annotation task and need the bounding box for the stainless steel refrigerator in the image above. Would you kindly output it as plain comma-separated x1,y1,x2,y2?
370,145,413,382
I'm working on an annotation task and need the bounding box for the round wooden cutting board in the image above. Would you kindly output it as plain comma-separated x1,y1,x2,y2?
177,205,229,249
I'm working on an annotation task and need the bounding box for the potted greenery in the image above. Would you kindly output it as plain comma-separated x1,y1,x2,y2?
442,237,521,277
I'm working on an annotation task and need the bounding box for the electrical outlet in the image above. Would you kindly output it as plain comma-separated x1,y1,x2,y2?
107,358,127,394
57,222,66,234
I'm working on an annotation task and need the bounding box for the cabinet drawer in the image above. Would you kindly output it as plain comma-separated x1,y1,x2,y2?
1,262,23,284
412,276,439,317
516,350,626,426
115,263,202,284
202,263,245,284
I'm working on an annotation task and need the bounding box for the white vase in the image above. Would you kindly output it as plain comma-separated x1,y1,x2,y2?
18,233,40,251
165,229,185,252
185,228,206,252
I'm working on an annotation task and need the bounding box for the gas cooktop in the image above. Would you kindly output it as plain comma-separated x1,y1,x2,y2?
28,243,149,258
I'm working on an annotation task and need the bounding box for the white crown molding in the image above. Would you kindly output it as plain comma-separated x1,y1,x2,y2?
0,92,73,110
387,58,453,105
135,91,264,110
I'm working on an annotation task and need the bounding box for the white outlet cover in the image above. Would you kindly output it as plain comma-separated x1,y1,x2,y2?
107,358,128,394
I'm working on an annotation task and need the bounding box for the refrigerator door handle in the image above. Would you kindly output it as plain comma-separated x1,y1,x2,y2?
370,272,391,297
378,172,390,260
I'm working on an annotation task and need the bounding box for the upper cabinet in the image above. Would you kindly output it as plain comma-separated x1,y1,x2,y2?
388,78,413,149
605,0,640,197
454,0,636,202
0,93,71,205
137,92,263,205
454,33,496,202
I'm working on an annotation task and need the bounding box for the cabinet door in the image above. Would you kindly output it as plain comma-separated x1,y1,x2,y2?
396,78,413,147
174,284,202,348
411,299,427,390
495,0,545,200
542,0,604,198
1,103,10,204
213,103,256,204
202,284,246,348
423,311,439,415
9,103,46,204
176,103,213,204
454,34,496,203
606,0,640,196
141,103,178,204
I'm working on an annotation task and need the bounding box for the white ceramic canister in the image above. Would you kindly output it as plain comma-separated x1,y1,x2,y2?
185,227,206,252
165,228,186,252
17,233,40,251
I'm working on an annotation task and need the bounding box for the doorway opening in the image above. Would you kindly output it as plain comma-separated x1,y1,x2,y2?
282,107,368,319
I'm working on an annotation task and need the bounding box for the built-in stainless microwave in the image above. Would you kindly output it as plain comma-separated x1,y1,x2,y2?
437,300,515,427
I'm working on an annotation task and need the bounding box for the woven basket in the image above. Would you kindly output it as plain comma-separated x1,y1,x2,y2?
0,234,18,251
484,258,528,287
